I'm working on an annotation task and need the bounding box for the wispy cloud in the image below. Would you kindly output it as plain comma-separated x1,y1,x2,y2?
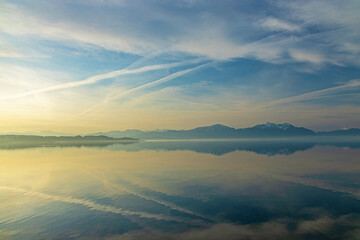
79,61,214,115
289,49,326,65
0,58,204,100
261,17,301,32
266,79,360,106
2,1,359,64
0,47,25,58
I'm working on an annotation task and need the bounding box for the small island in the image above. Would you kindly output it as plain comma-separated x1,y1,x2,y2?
0,135,138,149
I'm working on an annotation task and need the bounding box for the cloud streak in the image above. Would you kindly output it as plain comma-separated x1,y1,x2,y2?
79,61,214,115
0,58,204,100
261,17,301,32
265,79,360,106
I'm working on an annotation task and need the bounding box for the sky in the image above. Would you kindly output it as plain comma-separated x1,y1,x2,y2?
0,0,359,133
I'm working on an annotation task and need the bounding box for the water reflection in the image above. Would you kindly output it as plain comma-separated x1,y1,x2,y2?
1,139,360,156
0,143,359,239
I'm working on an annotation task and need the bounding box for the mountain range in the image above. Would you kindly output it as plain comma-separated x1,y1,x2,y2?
89,122,360,139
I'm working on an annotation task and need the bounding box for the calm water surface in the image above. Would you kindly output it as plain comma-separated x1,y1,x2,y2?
0,141,359,239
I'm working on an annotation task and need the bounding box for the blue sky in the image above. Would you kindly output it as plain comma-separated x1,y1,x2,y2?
0,0,359,133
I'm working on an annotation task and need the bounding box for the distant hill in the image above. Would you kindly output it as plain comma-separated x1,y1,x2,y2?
317,128,360,136
236,122,315,137
92,130,144,138
90,122,351,139
0,135,138,148
4,123,358,142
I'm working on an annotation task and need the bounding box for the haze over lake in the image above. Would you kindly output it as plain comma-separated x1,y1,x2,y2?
1,141,359,240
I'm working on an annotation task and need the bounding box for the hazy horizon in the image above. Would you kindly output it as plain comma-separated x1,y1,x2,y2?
1,121,360,136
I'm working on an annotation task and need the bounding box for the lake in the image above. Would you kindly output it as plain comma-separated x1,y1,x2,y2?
0,140,359,239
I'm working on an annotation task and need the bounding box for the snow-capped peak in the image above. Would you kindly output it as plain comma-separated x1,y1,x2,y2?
255,122,294,130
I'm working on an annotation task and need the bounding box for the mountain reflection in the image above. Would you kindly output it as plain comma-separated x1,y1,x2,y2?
105,140,316,156
1,139,359,156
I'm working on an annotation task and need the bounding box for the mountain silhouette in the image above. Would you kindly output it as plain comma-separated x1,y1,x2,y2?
90,122,330,139
317,128,360,136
